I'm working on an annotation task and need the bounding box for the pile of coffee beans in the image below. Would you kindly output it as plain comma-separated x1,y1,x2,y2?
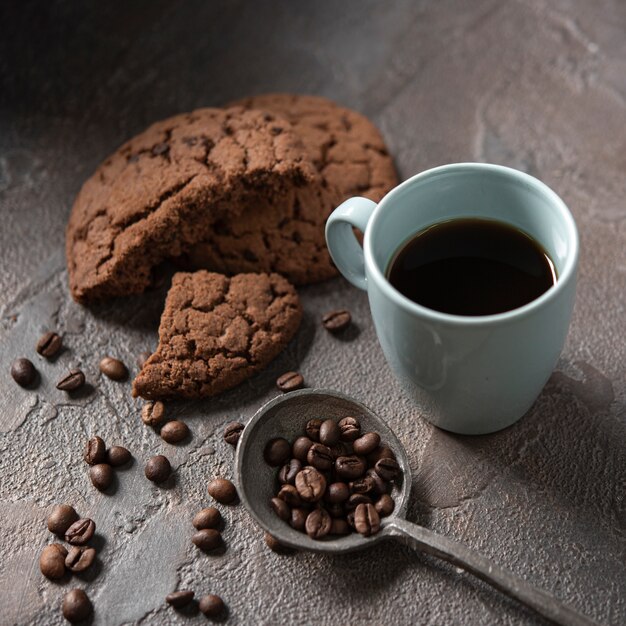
265,415,400,540
83,436,132,492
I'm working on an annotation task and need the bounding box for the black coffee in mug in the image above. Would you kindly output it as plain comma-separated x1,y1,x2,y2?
386,218,557,316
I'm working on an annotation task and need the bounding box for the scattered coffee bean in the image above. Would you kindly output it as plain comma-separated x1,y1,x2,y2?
270,497,291,521
166,590,195,608
322,308,351,332
325,482,350,504
83,436,107,465
40,544,67,579
292,436,314,461
56,369,85,391
354,502,380,537
353,432,381,455
89,463,114,491
278,459,301,485
193,507,221,530
375,494,395,517
142,400,166,426
62,589,93,623
375,457,400,481
199,594,225,618
207,478,237,504
338,416,361,441
223,421,244,446
277,484,301,507
331,518,351,535
11,358,36,387
47,504,79,536
335,455,367,480
319,419,340,445
65,518,96,545
99,356,128,381
307,443,333,471
305,508,332,539
145,455,172,483
136,350,152,369
264,532,294,554
192,528,222,552
65,546,96,573
264,438,291,466
160,420,189,444
305,418,323,442
36,331,63,358
276,371,304,392
295,467,326,502
107,445,131,467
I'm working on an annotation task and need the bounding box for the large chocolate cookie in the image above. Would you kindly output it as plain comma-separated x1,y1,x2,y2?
227,93,398,202
132,271,302,399
66,107,316,303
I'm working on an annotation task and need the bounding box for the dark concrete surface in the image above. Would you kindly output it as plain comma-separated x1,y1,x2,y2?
1,1,625,624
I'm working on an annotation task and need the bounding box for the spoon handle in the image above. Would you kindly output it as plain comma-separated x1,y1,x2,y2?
385,518,598,626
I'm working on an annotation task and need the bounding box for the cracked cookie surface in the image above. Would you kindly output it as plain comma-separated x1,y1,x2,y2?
132,271,302,399
66,106,316,303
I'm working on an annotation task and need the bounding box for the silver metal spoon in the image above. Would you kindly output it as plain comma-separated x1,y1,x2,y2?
235,389,598,626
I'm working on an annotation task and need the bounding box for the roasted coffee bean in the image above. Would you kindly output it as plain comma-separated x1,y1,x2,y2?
305,507,332,539
345,494,373,513
375,494,395,517
338,416,361,441
89,463,114,491
48,504,79,535
290,507,308,531
278,459,301,485
107,445,131,467
335,455,367,480
160,420,189,443
330,518,351,535
375,457,400,481
223,421,244,445
166,590,195,608
11,358,36,387
56,369,85,391
264,532,294,554
277,484,301,507
346,512,356,529
367,445,396,465
353,432,381,455
354,502,380,537
306,443,333,471
295,467,326,502
65,546,96,573
65,518,96,545
40,544,67,579
305,418,323,442
36,331,62,358
322,308,352,332
62,589,93,623
326,502,345,518
264,438,291,466
192,528,222,552
136,351,152,369
145,455,171,483
325,482,350,504
271,497,291,521
99,356,128,381
193,507,222,530
208,478,237,503
319,419,340,446
83,436,107,465
141,400,166,426
199,594,224,617
292,436,314,461
328,441,348,460
276,371,304,392
366,468,391,496
349,475,376,495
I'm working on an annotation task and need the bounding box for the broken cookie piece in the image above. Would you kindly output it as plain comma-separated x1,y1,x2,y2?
132,271,302,399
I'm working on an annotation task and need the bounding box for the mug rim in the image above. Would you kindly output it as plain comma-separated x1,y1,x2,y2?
363,162,579,326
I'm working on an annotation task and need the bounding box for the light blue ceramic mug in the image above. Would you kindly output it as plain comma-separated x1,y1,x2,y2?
325,163,579,434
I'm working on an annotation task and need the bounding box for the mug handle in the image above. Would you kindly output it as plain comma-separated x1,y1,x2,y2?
325,197,377,290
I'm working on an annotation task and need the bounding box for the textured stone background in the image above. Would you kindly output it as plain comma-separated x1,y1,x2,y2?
1,1,625,624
